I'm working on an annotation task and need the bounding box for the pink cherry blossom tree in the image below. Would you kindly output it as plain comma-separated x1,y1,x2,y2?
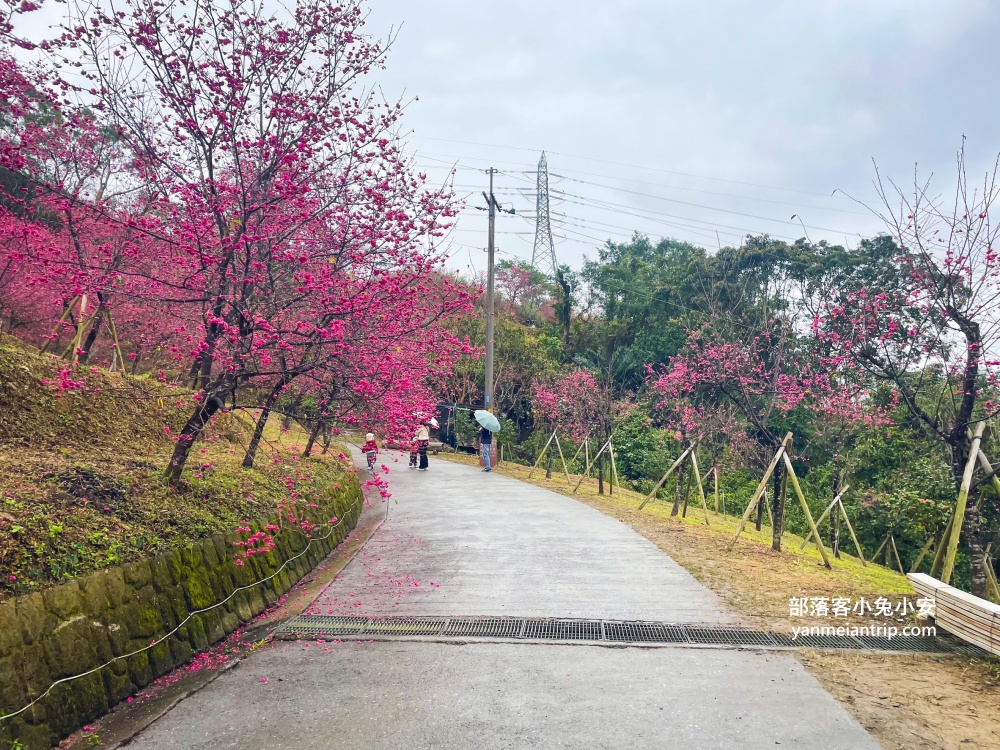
48,0,463,482
815,144,1000,593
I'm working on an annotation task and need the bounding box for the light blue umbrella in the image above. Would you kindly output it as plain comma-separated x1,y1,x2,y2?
474,410,501,432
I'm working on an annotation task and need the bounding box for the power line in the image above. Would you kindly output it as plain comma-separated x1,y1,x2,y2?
549,173,862,236
412,150,871,258
412,155,866,216
406,134,846,198
548,190,803,243
420,162,858,245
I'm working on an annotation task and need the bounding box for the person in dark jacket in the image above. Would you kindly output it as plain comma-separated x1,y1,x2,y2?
479,426,494,472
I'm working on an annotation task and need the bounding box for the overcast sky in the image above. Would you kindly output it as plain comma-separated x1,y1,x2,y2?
19,1,1000,275
357,0,1000,275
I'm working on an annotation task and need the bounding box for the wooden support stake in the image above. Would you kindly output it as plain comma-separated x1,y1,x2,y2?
681,465,692,517
986,562,1000,604
70,294,88,364
763,486,774,528
889,534,905,575
61,307,100,361
40,296,79,354
929,516,952,579
713,466,720,514
554,432,571,482
689,450,710,525
105,308,126,374
569,433,591,466
638,445,695,510
975,448,1000,510
941,422,987,585
872,534,890,562
984,543,1000,603
775,466,788,544
782,452,832,568
837,499,866,567
609,437,621,493
573,437,613,493
528,430,557,479
727,433,792,550
800,486,850,550
910,537,934,574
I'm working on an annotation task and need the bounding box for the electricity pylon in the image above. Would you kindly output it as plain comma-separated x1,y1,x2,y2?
531,151,558,279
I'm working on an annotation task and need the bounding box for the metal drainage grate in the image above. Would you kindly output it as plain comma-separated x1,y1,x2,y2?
523,619,602,641
856,634,937,653
604,622,688,643
287,615,369,635
443,618,524,638
687,627,777,647
275,616,978,655
364,618,446,636
771,633,863,650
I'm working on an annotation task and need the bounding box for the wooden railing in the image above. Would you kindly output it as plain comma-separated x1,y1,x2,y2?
907,572,1000,654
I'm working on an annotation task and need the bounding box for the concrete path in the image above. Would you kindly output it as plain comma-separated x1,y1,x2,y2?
127,451,878,749
304,452,730,622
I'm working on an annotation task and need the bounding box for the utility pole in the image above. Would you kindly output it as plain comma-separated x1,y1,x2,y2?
484,168,497,414
481,169,514,415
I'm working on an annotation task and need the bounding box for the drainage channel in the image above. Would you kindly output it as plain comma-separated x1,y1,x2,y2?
275,615,981,654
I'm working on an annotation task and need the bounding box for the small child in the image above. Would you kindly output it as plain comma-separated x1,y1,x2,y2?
362,432,378,470
409,439,419,469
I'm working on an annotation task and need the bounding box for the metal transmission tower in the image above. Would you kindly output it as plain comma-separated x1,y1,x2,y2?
531,151,558,279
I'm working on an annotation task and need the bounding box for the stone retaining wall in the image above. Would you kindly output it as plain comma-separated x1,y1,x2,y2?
0,476,363,749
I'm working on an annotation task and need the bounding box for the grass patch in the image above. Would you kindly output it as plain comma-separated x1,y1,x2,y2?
0,337,353,599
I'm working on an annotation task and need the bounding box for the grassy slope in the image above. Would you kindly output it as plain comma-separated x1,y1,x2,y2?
0,335,352,599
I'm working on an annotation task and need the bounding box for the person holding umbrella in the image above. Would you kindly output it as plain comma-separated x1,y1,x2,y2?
474,410,500,473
